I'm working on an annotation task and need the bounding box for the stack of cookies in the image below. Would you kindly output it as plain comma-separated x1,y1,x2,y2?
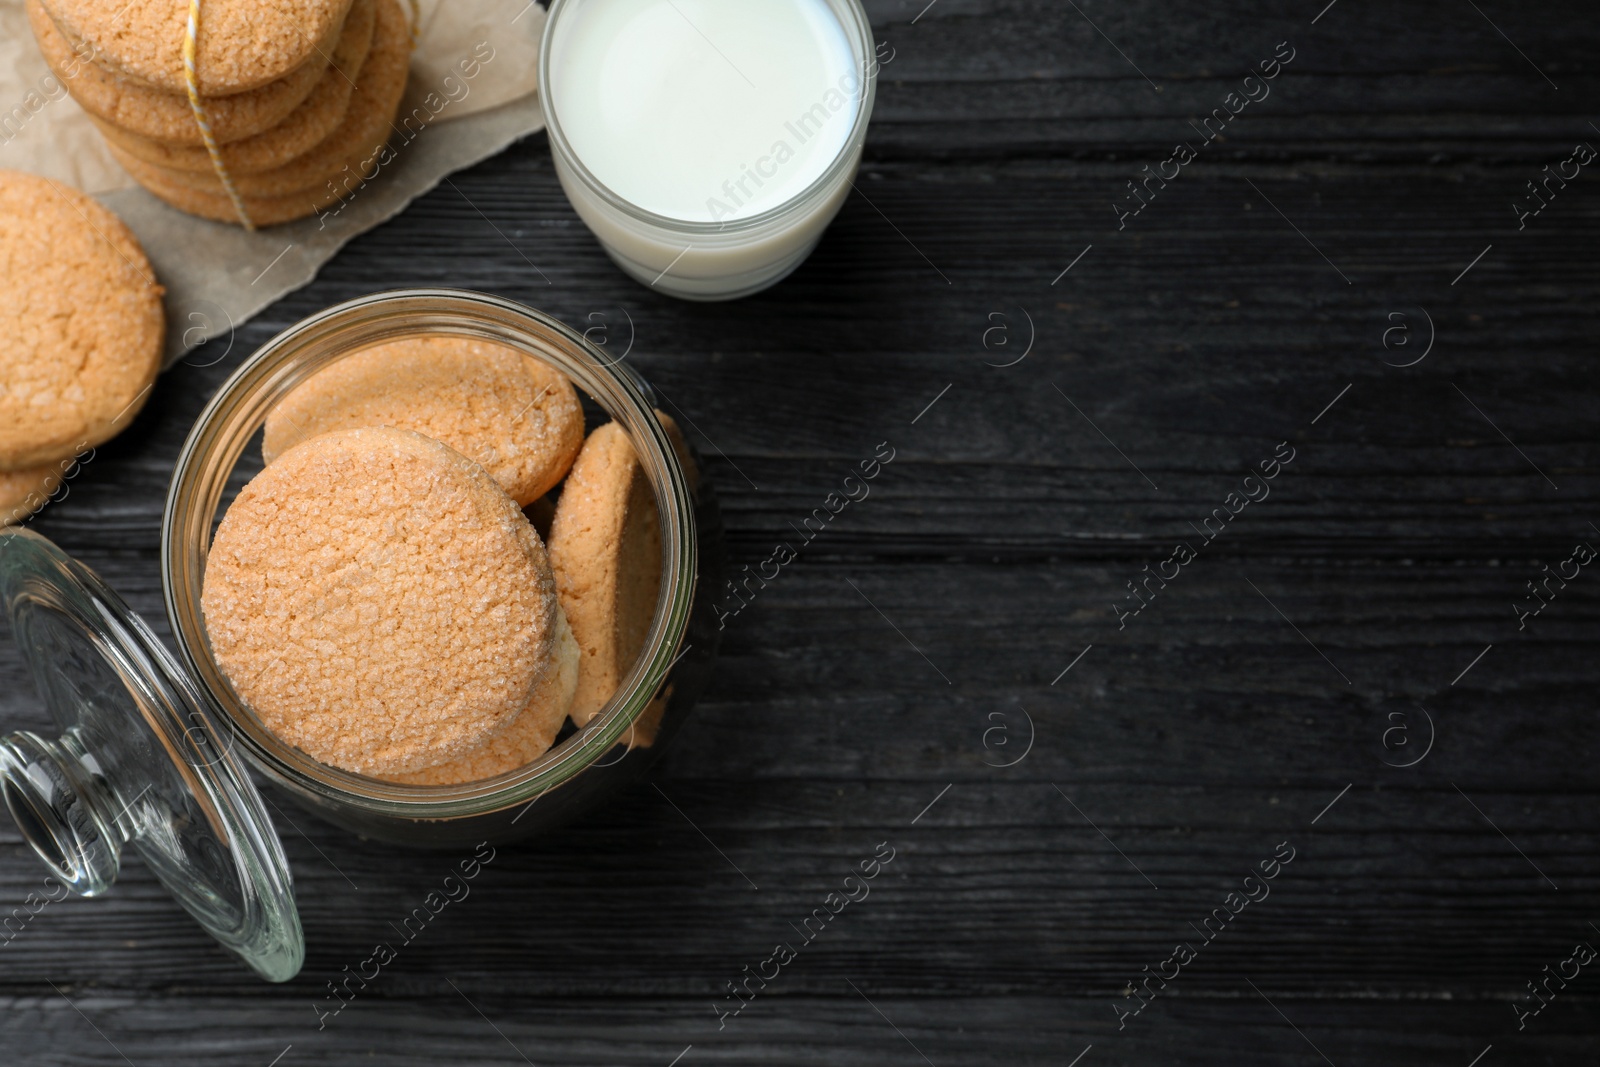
28,0,411,227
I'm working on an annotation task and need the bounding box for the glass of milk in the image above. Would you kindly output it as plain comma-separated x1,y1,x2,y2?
539,0,878,300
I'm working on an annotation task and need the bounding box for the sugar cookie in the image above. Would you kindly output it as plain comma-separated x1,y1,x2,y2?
262,336,585,506
0,171,163,471
105,0,408,225
202,427,563,778
108,0,405,196
28,0,327,147
547,421,668,727
115,146,363,226
40,0,353,98
388,611,581,785
0,465,64,527
92,0,375,172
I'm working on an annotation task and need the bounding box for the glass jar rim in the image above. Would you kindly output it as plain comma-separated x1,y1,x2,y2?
537,0,878,236
161,289,698,821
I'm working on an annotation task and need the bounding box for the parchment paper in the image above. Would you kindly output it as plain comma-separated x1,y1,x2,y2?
0,0,548,364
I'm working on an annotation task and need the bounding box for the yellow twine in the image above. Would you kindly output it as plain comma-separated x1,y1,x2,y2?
405,0,422,50
181,0,254,230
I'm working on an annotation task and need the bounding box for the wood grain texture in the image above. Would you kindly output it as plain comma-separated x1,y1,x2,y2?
2,0,1598,1063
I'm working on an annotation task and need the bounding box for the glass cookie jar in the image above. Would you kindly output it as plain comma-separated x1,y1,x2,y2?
0,290,723,981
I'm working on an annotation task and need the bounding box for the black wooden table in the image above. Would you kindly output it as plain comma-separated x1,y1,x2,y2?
4,0,1598,1063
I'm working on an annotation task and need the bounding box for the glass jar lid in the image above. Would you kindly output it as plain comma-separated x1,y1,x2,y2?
0,528,303,981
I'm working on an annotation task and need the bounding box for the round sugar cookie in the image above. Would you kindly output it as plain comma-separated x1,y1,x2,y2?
114,140,368,226
0,464,65,526
0,171,163,471
40,0,353,97
28,0,327,147
201,426,563,778
262,336,585,506
93,0,375,173
109,0,407,198
387,610,581,785
546,421,671,727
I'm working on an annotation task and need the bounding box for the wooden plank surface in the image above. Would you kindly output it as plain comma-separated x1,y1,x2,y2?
2,0,1598,1063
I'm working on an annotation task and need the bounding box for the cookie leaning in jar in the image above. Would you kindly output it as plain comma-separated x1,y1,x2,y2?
547,420,684,729
201,427,569,778
0,170,163,472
